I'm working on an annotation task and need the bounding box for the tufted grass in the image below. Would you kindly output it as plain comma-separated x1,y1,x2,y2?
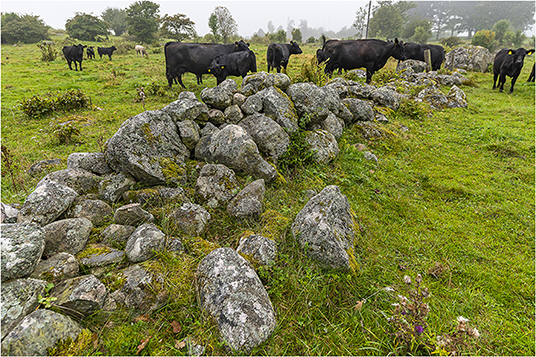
2,35,535,355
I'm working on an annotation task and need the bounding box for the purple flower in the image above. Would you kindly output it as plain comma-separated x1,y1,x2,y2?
415,325,424,335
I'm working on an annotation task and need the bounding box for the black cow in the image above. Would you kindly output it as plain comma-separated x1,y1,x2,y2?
208,50,257,85
402,42,445,70
62,44,86,71
267,41,303,73
164,40,250,88
321,38,406,83
493,48,535,93
528,63,535,82
98,46,117,60
87,46,95,60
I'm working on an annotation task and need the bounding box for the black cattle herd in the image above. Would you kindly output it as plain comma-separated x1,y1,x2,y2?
61,38,534,93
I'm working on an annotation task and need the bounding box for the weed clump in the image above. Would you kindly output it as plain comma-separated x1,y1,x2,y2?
20,89,91,118
278,130,316,173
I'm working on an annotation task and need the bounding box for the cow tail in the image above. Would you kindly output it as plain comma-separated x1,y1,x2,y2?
321,34,327,49
250,51,257,73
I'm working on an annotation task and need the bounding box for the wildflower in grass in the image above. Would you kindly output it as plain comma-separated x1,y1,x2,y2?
434,316,481,355
404,275,412,284
415,325,424,335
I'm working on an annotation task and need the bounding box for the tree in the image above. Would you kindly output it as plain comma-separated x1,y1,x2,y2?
492,19,511,46
210,6,237,43
208,13,219,42
412,26,432,44
126,0,160,43
291,28,302,43
267,21,275,34
65,13,108,41
269,29,287,43
101,7,128,36
160,13,196,41
369,1,410,39
402,17,431,41
353,5,369,39
1,12,50,44
471,30,497,51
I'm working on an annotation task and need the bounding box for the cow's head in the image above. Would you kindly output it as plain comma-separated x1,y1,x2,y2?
111,46,118,52
290,41,303,55
208,55,225,78
235,40,250,52
508,48,535,67
392,38,406,61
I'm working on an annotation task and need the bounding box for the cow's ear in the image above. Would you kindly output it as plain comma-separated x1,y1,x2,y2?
221,66,225,69
235,42,238,47
508,49,514,55
394,38,399,45
527,49,535,55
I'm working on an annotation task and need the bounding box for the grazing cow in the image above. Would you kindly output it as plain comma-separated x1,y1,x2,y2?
98,46,118,60
528,63,535,82
208,49,257,84
402,42,445,70
87,46,95,59
493,48,535,93
62,44,86,71
321,38,406,83
135,45,148,57
266,41,303,73
164,40,250,88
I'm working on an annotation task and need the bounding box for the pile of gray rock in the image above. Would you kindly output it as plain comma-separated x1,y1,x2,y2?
1,63,469,355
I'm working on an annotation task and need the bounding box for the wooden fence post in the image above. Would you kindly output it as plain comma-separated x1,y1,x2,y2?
424,49,432,72
448,51,455,71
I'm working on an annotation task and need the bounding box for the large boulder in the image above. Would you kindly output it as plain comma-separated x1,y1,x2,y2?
239,113,290,161
113,203,154,226
287,82,339,125
444,45,494,72
200,79,237,110
227,179,265,221
42,218,93,256
30,252,79,280
67,152,113,176
37,168,101,195
195,124,277,183
18,180,78,226
196,247,276,353
66,198,113,226
1,278,47,340
98,172,137,203
240,71,291,95
1,309,81,356
105,110,190,186
161,92,209,123
341,98,374,124
195,164,241,209
259,87,299,132
169,203,211,237
291,185,358,270
49,274,108,316
304,130,340,164
1,223,46,282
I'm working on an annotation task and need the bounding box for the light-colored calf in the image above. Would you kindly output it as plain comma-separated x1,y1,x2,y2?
135,45,148,57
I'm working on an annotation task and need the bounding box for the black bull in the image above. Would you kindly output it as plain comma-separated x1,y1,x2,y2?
164,40,250,88
403,42,445,70
320,38,406,83
208,50,257,85
62,44,86,71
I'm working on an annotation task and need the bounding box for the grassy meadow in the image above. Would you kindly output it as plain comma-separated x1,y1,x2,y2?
1,35,535,356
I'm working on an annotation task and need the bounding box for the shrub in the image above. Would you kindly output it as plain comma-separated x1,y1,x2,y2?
20,89,91,118
295,56,328,87
278,130,316,172
440,36,464,48
471,30,497,51
49,119,82,145
37,41,58,61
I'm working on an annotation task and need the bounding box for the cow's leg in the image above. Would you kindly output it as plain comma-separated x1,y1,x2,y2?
177,75,187,89
492,73,499,89
67,60,72,70
498,74,506,92
79,61,83,71
509,76,518,94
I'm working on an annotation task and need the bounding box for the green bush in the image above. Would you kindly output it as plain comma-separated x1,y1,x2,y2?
471,30,497,51
440,36,464,48
37,41,58,61
49,119,81,145
278,130,316,172
20,89,91,118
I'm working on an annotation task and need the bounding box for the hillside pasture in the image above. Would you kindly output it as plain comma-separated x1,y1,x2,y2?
1,36,535,356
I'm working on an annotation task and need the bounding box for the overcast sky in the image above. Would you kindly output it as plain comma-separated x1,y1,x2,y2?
1,0,368,37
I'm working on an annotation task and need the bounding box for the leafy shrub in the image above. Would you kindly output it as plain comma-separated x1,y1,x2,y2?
49,119,81,145
278,130,315,172
295,56,328,87
20,89,91,118
471,30,497,51
37,41,58,61
440,36,464,48
396,98,431,120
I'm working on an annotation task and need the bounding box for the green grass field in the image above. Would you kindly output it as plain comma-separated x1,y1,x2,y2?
1,36,534,355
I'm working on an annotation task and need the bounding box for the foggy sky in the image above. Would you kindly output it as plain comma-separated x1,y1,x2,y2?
0,0,367,37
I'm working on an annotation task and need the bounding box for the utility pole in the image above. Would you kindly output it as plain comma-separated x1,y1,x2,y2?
365,1,372,39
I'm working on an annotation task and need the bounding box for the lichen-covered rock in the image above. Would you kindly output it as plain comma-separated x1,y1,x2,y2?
258,87,299,132
342,98,374,124
371,86,400,111
160,93,209,123
446,85,468,108
49,274,107,316
105,110,189,186
1,278,47,339
37,168,101,195
208,108,225,126
201,79,237,110
1,223,46,282
169,203,211,237
101,224,136,246
30,252,79,280
227,179,265,221
114,203,154,226
319,112,345,140
236,234,277,266
240,93,263,115
67,152,113,176
396,59,428,73
103,264,168,313
195,164,240,209
291,185,358,270
239,113,290,161
416,86,449,110
125,223,165,263
98,172,137,203
304,130,340,164
240,71,291,96
194,124,277,183
43,218,93,256
1,202,19,223
444,45,494,72
196,247,276,353
1,309,81,356
79,244,125,268
66,198,113,226
224,104,244,124
176,120,201,151
287,82,338,125
18,180,78,226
